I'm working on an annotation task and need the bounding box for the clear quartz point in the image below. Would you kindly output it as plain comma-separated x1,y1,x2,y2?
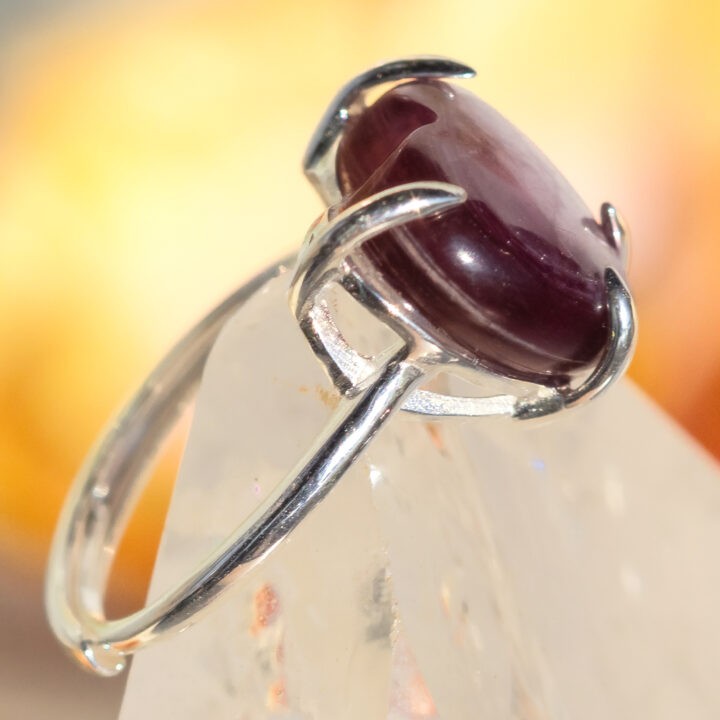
120,268,720,719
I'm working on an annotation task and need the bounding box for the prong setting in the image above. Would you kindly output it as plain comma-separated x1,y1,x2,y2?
290,181,467,396
296,60,637,419
291,191,637,421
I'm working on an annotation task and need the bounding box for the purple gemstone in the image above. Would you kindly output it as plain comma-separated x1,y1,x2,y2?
336,79,622,386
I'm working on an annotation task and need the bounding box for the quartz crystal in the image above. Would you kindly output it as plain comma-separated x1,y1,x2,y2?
337,80,623,386
121,271,720,720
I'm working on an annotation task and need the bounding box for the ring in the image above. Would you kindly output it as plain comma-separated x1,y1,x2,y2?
46,56,636,676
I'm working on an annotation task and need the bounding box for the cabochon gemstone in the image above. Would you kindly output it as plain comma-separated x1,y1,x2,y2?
336,79,623,386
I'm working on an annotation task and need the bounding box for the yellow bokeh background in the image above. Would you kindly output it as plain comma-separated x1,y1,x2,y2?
1,0,719,606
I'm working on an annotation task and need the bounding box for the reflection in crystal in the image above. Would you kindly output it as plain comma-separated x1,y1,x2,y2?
246,582,286,714
250,583,280,636
388,632,437,719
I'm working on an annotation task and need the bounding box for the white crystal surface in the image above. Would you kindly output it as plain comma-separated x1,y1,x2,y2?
120,270,720,719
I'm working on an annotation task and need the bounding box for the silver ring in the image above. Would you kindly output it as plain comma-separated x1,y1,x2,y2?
45,56,636,676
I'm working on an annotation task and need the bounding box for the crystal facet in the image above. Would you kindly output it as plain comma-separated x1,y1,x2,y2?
337,80,623,386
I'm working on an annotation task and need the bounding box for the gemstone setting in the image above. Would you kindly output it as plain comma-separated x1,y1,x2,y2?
336,80,623,386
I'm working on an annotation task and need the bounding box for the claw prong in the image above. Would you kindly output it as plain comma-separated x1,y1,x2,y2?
304,56,475,204
600,202,629,268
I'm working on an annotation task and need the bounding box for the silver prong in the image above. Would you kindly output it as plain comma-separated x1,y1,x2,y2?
290,181,467,320
514,267,636,419
290,181,466,394
600,202,629,268
563,268,636,406
304,56,476,205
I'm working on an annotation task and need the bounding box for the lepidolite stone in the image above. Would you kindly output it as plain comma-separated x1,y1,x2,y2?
336,80,623,386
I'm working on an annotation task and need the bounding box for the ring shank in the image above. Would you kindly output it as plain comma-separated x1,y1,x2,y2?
45,260,290,675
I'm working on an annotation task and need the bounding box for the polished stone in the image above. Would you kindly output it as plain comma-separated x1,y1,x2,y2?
336,80,623,385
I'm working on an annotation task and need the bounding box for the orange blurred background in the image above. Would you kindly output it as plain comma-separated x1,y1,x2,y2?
0,0,719,711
